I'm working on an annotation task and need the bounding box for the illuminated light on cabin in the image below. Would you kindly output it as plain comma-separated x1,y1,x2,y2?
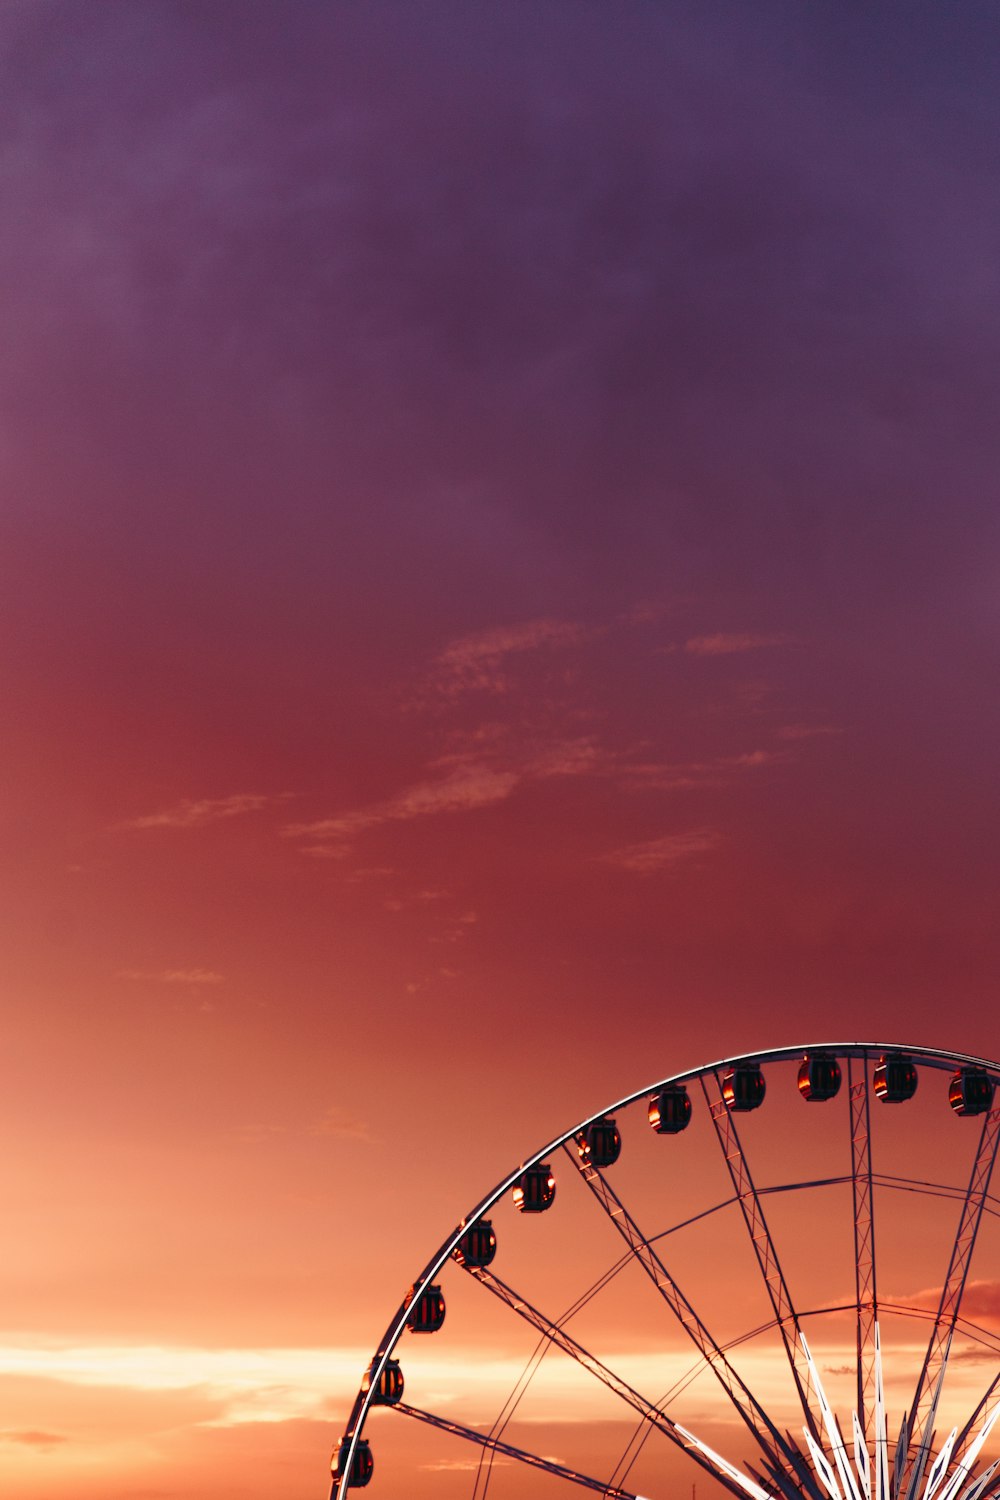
648,1083,692,1133
949,1067,994,1116
874,1052,918,1103
404,1283,446,1333
579,1117,621,1167
452,1219,497,1268
798,1052,843,1102
363,1357,403,1405
332,1437,373,1488
513,1163,556,1212
723,1062,766,1112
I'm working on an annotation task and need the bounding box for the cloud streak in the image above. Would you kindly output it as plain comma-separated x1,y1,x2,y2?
776,723,842,741
602,828,723,872
124,795,279,830
287,762,519,849
0,1337,822,1428
900,1279,1000,1330
684,633,794,656
428,618,590,696
0,1430,68,1449
621,749,788,791
286,739,600,853
308,1107,371,1141
117,968,225,986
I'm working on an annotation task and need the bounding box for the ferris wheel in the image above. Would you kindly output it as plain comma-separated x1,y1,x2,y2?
330,1043,1000,1500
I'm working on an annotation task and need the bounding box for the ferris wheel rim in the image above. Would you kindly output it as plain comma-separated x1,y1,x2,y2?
334,1039,1000,1498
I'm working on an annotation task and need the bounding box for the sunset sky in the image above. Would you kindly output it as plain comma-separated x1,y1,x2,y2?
4,3,1000,1497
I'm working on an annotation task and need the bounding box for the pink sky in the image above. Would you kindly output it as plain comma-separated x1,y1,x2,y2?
3,3,1000,1496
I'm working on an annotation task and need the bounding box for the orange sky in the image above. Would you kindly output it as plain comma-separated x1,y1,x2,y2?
4,3,1000,1497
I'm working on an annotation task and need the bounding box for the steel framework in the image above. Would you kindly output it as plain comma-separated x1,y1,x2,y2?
394,1402,644,1498
701,1069,823,1447
850,1052,878,1449
564,1128,821,1499
901,1105,1000,1500
330,1043,1000,1500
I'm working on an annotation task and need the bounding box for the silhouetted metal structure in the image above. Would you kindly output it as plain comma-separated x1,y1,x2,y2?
329,1043,1000,1500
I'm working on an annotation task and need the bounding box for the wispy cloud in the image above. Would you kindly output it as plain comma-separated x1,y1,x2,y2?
0,1338,814,1427
515,737,603,779
602,828,723,872
901,1279,1000,1329
776,723,842,741
228,1122,287,1145
117,968,224,986
0,1430,68,1450
622,748,787,791
441,910,478,943
429,617,590,696
422,1458,511,1472
286,739,600,854
684,632,794,656
0,1341,372,1426
124,794,280,830
287,731,786,860
308,1107,371,1141
231,1107,372,1143
286,762,519,849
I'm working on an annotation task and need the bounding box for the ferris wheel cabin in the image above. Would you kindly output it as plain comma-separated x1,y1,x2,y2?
513,1163,556,1212
363,1357,404,1406
452,1218,497,1268
579,1117,622,1167
949,1066,995,1115
797,1052,842,1101
874,1051,918,1102
404,1283,446,1333
648,1082,692,1133
332,1437,373,1489
723,1061,766,1111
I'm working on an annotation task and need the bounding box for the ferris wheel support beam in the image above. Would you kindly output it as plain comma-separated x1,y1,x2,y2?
392,1401,647,1499
463,1263,757,1500
901,1104,1000,1500
701,1072,824,1450
562,1139,823,1499
849,1053,878,1450
952,1374,1000,1465
331,1044,1000,1500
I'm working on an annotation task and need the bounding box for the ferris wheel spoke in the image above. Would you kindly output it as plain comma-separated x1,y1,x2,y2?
900,1103,1000,1499
460,1262,776,1500
952,1373,1000,1462
875,1299,1000,1366
871,1172,1000,1218
849,1053,878,1451
560,1140,823,1498
700,1072,823,1448
392,1400,648,1499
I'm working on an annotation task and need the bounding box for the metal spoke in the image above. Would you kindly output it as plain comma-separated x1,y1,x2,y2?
463,1262,779,1500
562,1137,823,1498
700,1071,823,1448
849,1052,878,1450
901,1103,1000,1499
952,1374,1000,1462
634,1171,1000,1257
393,1401,647,1498
871,1173,1000,1219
